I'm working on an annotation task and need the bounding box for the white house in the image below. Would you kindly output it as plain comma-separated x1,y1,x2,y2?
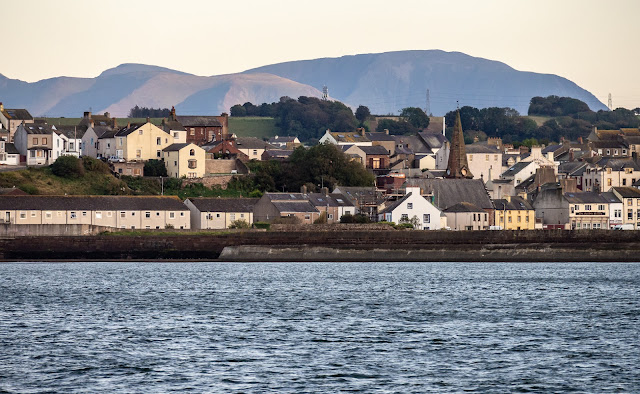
319,129,373,147
378,186,442,230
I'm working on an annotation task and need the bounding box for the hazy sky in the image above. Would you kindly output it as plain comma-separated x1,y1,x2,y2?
3,0,639,110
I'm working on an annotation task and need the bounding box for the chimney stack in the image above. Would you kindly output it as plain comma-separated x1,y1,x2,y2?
300,185,307,195
578,137,583,144
322,187,329,197
84,111,91,119
170,106,177,121
104,112,110,118
384,128,389,135
358,127,365,137
112,117,117,129
146,117,150,124
0,102,3,111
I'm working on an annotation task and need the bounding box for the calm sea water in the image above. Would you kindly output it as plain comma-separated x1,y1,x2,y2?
1,262,639,393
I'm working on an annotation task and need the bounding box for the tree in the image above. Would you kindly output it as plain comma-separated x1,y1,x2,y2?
355,105,371,122
144,159,168,177
51,156,84,179
376,119,418,135
400,107,430,129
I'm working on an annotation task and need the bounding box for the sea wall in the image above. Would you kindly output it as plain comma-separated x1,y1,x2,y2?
0,224,115,238
1,229,640,261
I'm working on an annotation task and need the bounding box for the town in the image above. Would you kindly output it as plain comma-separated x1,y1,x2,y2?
1,99,640,233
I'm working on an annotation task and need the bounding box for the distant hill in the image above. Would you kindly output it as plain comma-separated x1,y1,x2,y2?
244,50,608,115
0,50,607,117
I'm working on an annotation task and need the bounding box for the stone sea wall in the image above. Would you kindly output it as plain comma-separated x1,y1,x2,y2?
0,229,639,262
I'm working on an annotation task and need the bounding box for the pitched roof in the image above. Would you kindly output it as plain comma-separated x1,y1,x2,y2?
418,132,448,150
332,186,386,206
443,202,485,213
264,192,308,201
378,193,412,215
4,143,19,154
492,196,533,211
1,108,33,121
601,192,621,204
163,143,192,152
563,192,609,204
273,201,319,213
235,137,276,150
187,198,259,212
0,195,189,211
268,136,298,143
0,187,28,196
465,144,501,154
22,124,55,134
406,178,493,210
329,131,371,143
393,135,431,154
501,161,532,178
594,157,640,171
307,193,354,208
359,145,389,155
611,187,640,198
365,132,395,142
176,116,222,127
161,119,186,132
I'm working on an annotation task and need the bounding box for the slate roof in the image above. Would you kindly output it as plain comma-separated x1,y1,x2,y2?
418,132,448,150
590,140,628,149
330,131,371,143
54,125,86,139
187,198,259,212
23,124,55,134
273,201,319,213
163,143,192,152
611,187,640,199
307,193,354,208
492,196,533,211
393,135,431,154
115,124,145,137
378,193,412,215
1,108,33,120
563,192,609,204
264,193,308,201
161,120,186,132
595,157,640,171
176,116,222,127
236,137,276,150
4,143,19,154
465,144,501,154
262,149,294,159
332,186,386,206
359,145,389,155
365,132,395,142
558,161,588,176
542,144,563,153
268,136,298,143
601,192,621,204
405,178,493,210
501,161,532,178
443,202,485,213
0,196,189,211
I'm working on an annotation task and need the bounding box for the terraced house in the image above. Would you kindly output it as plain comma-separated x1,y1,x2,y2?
611,187,640,229
0,196,190,229
0,102,33,141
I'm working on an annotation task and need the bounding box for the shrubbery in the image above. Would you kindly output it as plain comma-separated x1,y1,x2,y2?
51,156,84,178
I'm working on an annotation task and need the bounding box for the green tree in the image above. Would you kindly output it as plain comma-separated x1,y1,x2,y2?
400,107,430,129
144,159,168,177
355,105,371,122
51,156,85,179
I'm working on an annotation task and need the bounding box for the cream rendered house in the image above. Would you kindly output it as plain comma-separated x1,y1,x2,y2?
163,143,206,178
0,196,190,229
184,198,258,229
111,122,174,162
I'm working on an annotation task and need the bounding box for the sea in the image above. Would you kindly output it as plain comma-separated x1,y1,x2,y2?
1,262,639,392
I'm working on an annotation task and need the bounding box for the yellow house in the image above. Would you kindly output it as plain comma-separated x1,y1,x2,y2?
163,143,206,178
493,195,536,230
114,122,174,162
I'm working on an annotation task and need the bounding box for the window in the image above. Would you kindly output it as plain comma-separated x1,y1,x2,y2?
628,200,633,206
469,155,473,161
119,138,123,146
473,214,476,221
525,215,529,222
216,213,220,218
494,155,498,161
190,149,195,156
423,214,430,223
31,212,36,217
517,216,521,223
607,179,612,186
145,212,151,218
623,179,627,186
70,212,77,219
136,149,141,158
145,226,150,229
328,214,333,220
615,209,621,218
485,214,487,221
188,159,197,169
598,205,605,211
485,155,489,161
82,211,87,217
240,213,245,218
131,212,135,216
139,130,143,135
96,212,102,219
628,209,633,220
585,205,591,211
156,212,160,216
508,216,512,223
173,132,179,138
305,214,310,220
20,212,26,219
30,151,35,158
45,212,52,219
230,213,236,221
33,138,38,145
180,212,184,216
607,168,612,174
606,149,610,155
120,212,126,218
407,203,413,209
157,137,161,145
190,128,195,135
157,150,161,158
174,161,178,166
169,212,175,219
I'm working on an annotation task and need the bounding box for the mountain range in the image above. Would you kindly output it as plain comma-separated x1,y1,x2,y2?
0,50,607,118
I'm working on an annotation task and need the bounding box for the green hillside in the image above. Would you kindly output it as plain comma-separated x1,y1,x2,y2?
228,117,281,139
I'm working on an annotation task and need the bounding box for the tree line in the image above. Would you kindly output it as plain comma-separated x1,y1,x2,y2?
128,106,171,118
445,96,640,147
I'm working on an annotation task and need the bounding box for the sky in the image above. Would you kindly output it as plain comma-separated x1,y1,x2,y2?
3,0,640,110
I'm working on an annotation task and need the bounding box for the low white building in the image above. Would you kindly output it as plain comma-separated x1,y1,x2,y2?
378,186,442,230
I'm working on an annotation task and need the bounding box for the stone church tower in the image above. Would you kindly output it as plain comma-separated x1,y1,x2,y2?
445,110,473,179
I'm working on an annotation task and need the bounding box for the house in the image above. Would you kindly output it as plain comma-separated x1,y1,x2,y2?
406,178,495,225
532,183,571,229
359,145,390,172
161,107,187,143
82,122,114,159
77,111,114,133
443,202,490,231
378,186,442,230
253,193,320,224
466,144,502,182
52,126,83,158
492,195,535,230
0,103,34,141
163,143,206,178
105,122,175,162
268,136,301,149
13,123,55,165
202,139,249,161
318,128,372,146
0,141,20,165
177,113,229,145
365,131,396,155
582,158,640,192
341,145,366,166
235,137,276,160
610,187,640,229
307,189,357,224
332,186,387,222
418,132,449,170
564,192,610,229
601,191,623,229
184,198,258,229
0,195,190,229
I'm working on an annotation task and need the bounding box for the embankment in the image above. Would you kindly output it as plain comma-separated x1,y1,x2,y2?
0,229,638,262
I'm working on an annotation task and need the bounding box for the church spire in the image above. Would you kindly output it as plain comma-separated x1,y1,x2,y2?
446,110,473,179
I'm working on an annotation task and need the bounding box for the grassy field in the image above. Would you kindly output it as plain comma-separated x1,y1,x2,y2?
0,166,128,195
228,117,282,139
526,115,552,126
